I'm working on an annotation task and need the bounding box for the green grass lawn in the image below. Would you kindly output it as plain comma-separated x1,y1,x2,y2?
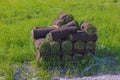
0,0,120,79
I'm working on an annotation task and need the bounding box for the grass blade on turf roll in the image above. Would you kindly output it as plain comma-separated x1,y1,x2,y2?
50,41,60,55
64,14,74,24
73,54,82,64
74,41,86,55
86,24,97,35
62,41,72,54
86,41,96,49
39,41,51,56
86,42,96,54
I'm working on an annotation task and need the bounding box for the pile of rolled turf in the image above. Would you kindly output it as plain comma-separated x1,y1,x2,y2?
31,13,97,62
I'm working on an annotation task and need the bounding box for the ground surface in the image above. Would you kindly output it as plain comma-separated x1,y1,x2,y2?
0,0,120,80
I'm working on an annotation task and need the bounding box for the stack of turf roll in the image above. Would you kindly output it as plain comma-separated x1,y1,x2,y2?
31,13,98,63
80,21,97,54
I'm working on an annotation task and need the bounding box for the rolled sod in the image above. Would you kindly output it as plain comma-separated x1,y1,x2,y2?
39,41,51,56
62,55,72,63
86,41,96,49
74,41,85,50
73,54,82,63
50,41,60,55
86,24,97,35
48,27,77,41
58,13,67,19
58,13,74,24
34,39,45,49
80,21,97,35
52,18,64,27
70,31,87,42
62,41,72,54
64,14,74,23
80,21,89,30
61,21,77,28
32,27,57,40
71,31,97,42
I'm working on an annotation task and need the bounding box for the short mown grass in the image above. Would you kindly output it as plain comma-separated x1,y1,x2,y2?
0,0,120,79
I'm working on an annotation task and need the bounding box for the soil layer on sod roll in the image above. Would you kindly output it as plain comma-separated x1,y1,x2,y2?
33,27,57,40
62,41,72,54
39,41,51,56
34,38,45,49
48,27,77,41
50,41,60,55
60,21,77,28
71,31,97,42
52,18,64,27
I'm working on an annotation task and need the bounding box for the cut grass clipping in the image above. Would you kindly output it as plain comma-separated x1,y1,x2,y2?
39,42,51,55
62,41,72,54
86,41,96,49
86,25,97,35
50,42,60,55
74,41,85,50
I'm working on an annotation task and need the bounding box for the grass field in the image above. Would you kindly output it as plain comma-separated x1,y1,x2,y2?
0,0,120,79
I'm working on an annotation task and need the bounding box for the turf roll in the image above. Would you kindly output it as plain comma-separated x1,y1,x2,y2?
87,34,97,42
80,21,97,35
34,39,45,49
74,41,85,51
86,41,96,54
48,27,77,41
71,31,97,42
50,41,60,55
62,55,72,66
61,21,77,28
62,41,72,54
70,31,88,42
39,41,51,56
58,13,74,24
86,41,96,49
73,54,82,63
74,41,86,56
58,13,67,19
33,27,57,40
52,18,64,27
64,14,74,23
86,24,97,35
